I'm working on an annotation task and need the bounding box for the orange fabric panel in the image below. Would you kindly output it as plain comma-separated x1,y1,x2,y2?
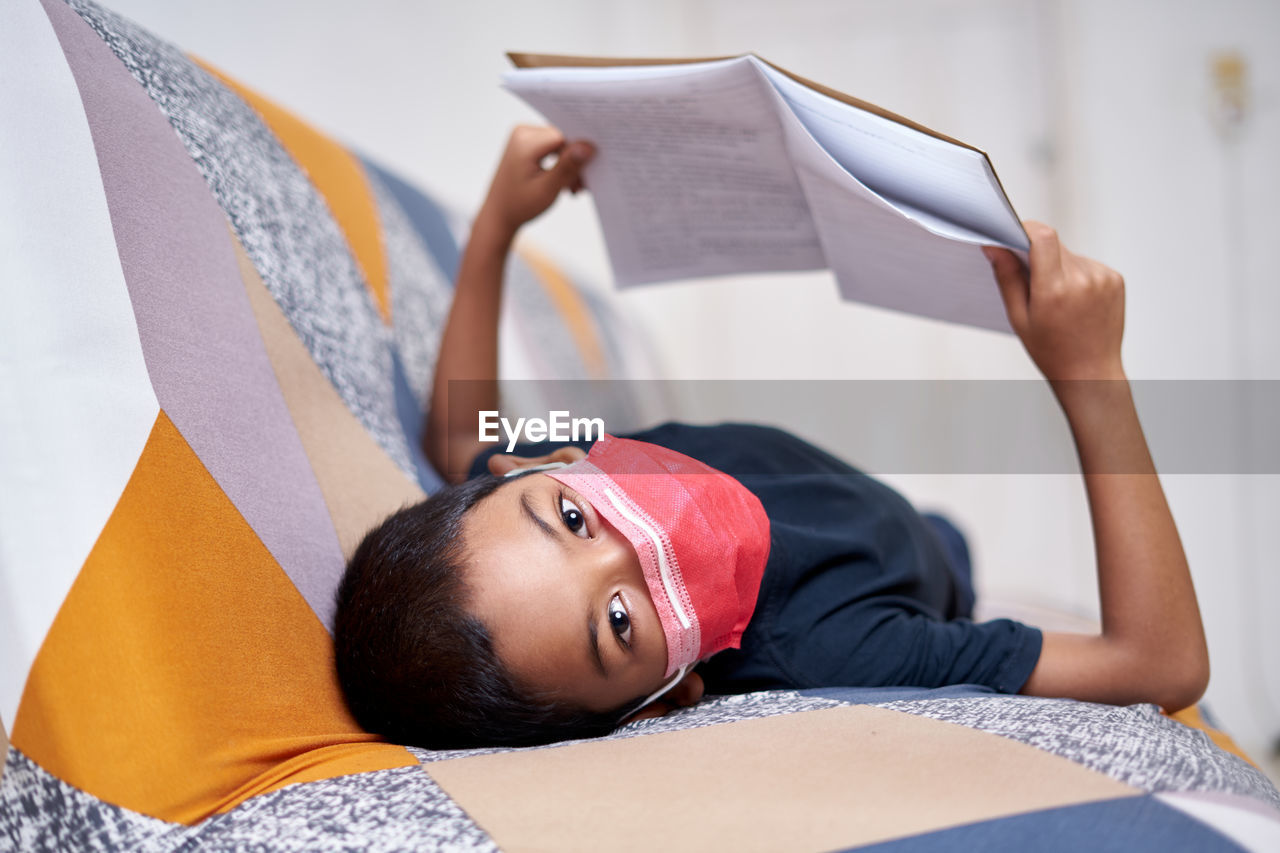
519,246,608,379
193,58,392,324
1165,705,1259,768
11,412,416,824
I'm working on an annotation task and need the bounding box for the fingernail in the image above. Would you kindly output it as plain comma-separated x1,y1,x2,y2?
567,142,593,163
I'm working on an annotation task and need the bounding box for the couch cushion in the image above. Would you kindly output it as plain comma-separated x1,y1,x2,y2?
2,0,648,825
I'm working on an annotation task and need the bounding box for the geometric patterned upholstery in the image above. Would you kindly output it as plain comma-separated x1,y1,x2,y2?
2,1,1277,848
2,0,646,827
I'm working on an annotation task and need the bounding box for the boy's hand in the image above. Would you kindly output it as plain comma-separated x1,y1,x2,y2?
477,125,595,242
984,222,1126,381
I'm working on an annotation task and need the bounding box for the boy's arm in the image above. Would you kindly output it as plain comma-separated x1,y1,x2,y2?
985,225,1210,712
425,126,593,482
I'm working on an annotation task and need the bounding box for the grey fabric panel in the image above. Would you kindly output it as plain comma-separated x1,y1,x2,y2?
874,696,1280,813
0,748,187,852
365,164,452,415
63,0,414,476
8,690,1278,847
174,765,497,852
614,687,843,738
0,747,496,853
0,693,835,851
358,158,461,282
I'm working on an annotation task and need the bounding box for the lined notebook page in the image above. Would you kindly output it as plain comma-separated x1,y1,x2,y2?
505,56,1024,331
504,59,824,285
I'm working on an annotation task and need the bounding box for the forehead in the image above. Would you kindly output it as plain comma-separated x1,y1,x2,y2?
464,474,567,607
462,476,588,690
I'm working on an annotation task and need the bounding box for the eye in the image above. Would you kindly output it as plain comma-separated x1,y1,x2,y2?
608,594,632,647
560,495,589,538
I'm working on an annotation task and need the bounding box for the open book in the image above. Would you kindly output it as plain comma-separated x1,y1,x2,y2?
503,53,1030,333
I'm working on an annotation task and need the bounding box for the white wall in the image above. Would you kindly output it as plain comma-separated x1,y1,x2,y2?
1057,0,1280,775
103,0,1279,770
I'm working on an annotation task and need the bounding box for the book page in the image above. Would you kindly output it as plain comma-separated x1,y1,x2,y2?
806,164,1017,332
754,60,1028,251
503,59,824,285
754,63,1016,332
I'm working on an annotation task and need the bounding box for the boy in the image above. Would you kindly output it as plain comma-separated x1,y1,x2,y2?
333,126,1209,749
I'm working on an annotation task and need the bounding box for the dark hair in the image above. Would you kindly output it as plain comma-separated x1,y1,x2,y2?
333,474,625,749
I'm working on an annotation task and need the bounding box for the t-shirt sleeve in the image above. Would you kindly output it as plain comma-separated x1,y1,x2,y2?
786,607,1044,694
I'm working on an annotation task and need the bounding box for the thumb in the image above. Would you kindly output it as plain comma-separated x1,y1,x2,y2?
544,140,594,190
983,245,1029,332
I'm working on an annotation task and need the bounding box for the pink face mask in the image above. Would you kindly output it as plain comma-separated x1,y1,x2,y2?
540,435,771,704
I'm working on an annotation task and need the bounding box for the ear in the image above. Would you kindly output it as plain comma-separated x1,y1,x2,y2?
486,444,587,476
620,672,705,723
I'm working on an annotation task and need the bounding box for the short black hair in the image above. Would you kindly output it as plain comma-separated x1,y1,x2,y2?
333,474,625,749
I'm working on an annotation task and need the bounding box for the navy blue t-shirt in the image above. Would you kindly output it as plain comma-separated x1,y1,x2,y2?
468,422,1042,696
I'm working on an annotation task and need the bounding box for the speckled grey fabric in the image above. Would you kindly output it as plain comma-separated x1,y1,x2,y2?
173,765,496,852
63,0,414,477
0,748,186,852
8,690,1280,849
407,689,845,764
873,695,1280,813
0,747,496,853
366,164,451,414
615,687,845,738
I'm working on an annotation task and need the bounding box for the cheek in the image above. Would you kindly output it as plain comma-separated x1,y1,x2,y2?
478,581,580,690
474,547,597,657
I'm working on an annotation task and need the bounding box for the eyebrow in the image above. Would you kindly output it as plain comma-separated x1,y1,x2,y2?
519,491,559,541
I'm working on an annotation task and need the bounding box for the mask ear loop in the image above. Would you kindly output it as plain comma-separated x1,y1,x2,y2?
502,460,569,478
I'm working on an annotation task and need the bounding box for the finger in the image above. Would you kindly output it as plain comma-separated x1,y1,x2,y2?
544,140,595,190
1077,255,1126,306
1079,254,1117,286
519,125,568,162
1023,220,1066,296
487,454,519,476
983,245,1029,332
487,451,562,476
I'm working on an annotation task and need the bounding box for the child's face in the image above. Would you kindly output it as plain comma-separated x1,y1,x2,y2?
462,452,670,714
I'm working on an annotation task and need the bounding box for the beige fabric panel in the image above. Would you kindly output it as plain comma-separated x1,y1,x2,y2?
234,234,425,559
427,704,1137,853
